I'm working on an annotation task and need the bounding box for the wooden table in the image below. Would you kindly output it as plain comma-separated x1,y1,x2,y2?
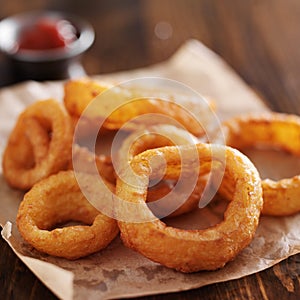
1,1,300,299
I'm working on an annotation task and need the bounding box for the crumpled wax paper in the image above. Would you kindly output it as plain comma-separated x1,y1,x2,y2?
1,39,300,300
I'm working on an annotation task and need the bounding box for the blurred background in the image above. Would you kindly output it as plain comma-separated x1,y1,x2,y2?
0,0,300,115
0,0,299,113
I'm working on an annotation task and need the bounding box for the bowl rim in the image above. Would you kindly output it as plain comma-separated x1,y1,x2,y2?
0,10,95,62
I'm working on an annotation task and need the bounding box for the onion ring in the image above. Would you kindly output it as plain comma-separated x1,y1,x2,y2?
116,143,263,272
2,99,73,190
63,78,211,137
221,112,300,216
116,124,202,217
16,170,119,259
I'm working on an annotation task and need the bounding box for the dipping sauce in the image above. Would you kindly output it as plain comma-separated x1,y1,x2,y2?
17,18,78,50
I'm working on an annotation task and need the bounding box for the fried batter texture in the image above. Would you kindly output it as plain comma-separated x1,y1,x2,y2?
2,99,73,190
222,113,300,216
63,78,210,137
17,171,119,259
116,143,263,272
116,124,204,218
7,79,298,273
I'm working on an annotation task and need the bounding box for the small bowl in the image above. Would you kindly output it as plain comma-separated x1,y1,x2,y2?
0,10,95,81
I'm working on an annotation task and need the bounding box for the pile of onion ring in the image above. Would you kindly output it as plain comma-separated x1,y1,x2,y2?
3,78,300,272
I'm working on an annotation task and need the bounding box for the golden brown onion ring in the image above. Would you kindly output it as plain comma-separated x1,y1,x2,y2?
116,143,263,272
2,99,73,190
221,112,300,216
16,170,119,259
116,124,202,217
63,78,211,137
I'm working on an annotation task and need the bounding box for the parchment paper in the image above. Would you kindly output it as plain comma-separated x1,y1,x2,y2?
1,39,300,300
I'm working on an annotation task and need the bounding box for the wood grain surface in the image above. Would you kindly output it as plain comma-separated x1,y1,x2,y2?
1,1,300,299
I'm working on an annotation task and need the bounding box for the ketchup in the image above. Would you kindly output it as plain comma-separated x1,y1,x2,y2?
18,18,78,50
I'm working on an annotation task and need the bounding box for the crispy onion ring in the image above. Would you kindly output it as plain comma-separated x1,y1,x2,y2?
16,170,119,259
116,143,263,272
221,112,300,216
2,99,73,190
63,78,209,137
116,124,202,217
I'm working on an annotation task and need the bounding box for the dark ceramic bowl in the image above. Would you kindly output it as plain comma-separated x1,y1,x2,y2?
0,10,95,81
